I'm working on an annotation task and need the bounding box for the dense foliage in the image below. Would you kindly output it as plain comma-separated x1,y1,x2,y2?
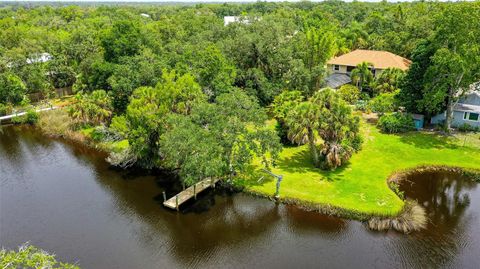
2,1,479,181
0,244,78,269
368,91,399,114
378,113,415,134
0,1,461,108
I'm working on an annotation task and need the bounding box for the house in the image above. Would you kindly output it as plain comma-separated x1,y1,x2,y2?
431,90,480,128
26,53,52,64
223,16,260,26
325,50,411,88
224,16,248,26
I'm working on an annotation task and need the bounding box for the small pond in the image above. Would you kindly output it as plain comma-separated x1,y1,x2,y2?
1,126,479,269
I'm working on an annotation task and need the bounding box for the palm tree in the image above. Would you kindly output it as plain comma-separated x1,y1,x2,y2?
285,101,321,166
285,89,362,170
351,61,374,92
374,67,405,94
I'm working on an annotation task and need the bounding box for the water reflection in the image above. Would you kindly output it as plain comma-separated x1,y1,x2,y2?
1,126,480,269
394,171,480,268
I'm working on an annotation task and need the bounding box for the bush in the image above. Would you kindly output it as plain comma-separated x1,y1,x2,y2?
37,109,73,136
11,109,39,125
91,125,123,142
0,103,13,116
0,73,27,105
368,91,399,114
355,100,369,112
458,123,480,133
337,84,360,104
378,113,416,133
0,243,79,269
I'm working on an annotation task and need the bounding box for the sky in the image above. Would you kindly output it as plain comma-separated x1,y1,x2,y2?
0,0,441,2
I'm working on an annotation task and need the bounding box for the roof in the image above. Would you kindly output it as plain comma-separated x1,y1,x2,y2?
411,114,425,120
26,53,52,64
327,50,412,71
454,103,480,113
325,73,351,89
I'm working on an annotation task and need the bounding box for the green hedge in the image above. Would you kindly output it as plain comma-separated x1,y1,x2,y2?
378,113,415,133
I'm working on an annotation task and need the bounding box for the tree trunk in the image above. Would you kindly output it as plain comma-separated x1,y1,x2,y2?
445,86,454,131
307,128,320,167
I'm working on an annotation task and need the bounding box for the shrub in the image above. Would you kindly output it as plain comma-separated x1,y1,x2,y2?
378,113,415,133
458,123,480,133
0,103,13,116
68,90,113,125
37,109,73,137
368,91,399,114
354,100,369,112
0,243,79,269
11,109,39,125
91,125,123,142
337,84,360,104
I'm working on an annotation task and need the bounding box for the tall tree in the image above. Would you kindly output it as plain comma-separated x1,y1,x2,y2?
421,4,480,130
397,40,435,114
305,28,338,89
0,72,26,104
160,89,281,186
117,70,205,168
101,20,143,63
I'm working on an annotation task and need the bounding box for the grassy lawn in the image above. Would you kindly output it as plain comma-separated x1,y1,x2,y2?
242,120,480,217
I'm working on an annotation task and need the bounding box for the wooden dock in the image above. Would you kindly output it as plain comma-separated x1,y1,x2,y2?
163,178,221,210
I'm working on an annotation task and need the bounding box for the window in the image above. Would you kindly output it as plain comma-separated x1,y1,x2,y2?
346,66,355,72
464,112,479,121
469,113,479,121
333,65,340,71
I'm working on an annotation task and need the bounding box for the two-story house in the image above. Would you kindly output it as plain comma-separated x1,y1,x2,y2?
325,49,411,88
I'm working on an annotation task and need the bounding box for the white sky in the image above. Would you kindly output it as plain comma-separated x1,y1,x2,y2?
0,0,457,2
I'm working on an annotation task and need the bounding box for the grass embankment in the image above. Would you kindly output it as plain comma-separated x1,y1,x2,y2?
37,109,128,154
241,120,480,218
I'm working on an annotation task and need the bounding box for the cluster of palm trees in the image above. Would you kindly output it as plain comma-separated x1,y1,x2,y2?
272,89,362,170
350,62,405,94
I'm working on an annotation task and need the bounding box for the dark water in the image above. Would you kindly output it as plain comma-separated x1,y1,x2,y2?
1,126,480,269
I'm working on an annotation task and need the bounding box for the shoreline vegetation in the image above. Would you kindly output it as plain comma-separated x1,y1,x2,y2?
26,108,480,233
239,120,480,232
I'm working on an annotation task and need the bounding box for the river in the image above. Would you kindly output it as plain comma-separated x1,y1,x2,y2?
1,126,479,269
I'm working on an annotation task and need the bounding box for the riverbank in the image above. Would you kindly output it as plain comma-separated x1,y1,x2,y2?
240,121,480,222
31,109,480,225
35,109,128,155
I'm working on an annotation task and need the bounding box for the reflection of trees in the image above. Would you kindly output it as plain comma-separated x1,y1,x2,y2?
61,139,353,267
0,126,56,178
402,171,476,231
390,171,478,268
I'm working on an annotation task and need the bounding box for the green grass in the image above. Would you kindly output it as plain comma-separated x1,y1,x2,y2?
243,121,480,217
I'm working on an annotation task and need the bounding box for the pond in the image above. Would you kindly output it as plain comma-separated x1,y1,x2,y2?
1,126,479,269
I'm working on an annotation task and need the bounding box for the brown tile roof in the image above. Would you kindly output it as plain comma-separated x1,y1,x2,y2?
327,49,412,71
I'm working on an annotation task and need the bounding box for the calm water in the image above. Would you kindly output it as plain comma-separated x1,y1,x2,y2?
1,126,479,269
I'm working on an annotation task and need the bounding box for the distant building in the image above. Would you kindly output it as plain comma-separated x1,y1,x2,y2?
431,90,480,128
140,13,151,18
325,50,411,88
26,53,52,64
223,16,252,26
